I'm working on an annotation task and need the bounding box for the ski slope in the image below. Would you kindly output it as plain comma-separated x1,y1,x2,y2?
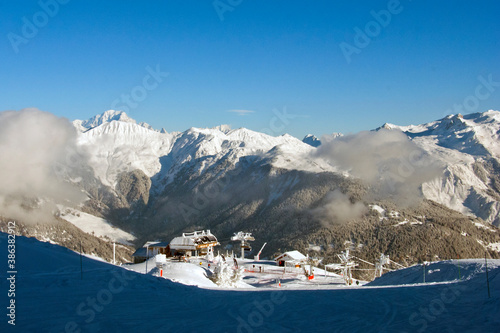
1,233,499,332
58,207,136,245
126,257,356,290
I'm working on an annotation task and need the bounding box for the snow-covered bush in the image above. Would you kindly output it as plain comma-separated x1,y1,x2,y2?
210,256,244,287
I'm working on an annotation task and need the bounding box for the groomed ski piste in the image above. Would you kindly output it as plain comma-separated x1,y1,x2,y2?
2,233,499,332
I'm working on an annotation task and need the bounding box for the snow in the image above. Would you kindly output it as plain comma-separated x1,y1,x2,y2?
487,242,500,252
2,233,500,332
74,110,500,226
369,204,385,215
58,206,136,245
275,250,306,262
306,244,323,252
392,220,423,227
471,220,497,232
399,111,500,226
127,256,219,289
370,204,387,221
73,110,143,132
393,220,408,226
388,210,400,218
367,259,498,287
77,120,176,186
74,111,337,187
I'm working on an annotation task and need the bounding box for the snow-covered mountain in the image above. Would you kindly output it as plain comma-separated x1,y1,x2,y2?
73,110,153,132
73,110,500,228
75,113,336,188
58,110,500,265
380,111,500,225
1,108,500,270
302,134,321,147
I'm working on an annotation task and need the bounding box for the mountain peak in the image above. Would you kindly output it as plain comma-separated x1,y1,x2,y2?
302,134,321,147
212,124,232,134
73,110,136,132
72,110,161,132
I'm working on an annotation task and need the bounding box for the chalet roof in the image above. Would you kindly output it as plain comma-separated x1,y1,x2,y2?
132,248,147,257
275,250,307,263
132,241,169,257
169,230,219,250
148,241,169,248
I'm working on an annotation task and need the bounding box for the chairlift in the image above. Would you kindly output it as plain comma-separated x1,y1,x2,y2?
241,241,252,251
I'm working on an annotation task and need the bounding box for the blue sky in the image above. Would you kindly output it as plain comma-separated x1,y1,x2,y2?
1,0,499,138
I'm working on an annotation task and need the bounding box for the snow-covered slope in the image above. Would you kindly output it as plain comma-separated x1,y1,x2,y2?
2,232,499,332
382,111,500,225
73,110,136,132
76,120,176,186
75,111,335,187
71,110,500,230
303,134,321,147
75,110,500,226
382,111,500,158
58,206,136,245
367,259,495,286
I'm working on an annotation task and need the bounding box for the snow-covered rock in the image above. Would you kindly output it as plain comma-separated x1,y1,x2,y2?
303,134,321,147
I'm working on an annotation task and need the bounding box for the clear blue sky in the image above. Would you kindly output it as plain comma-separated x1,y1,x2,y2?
1,0,499,138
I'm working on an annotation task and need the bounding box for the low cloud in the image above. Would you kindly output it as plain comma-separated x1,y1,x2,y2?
309,128,443,225
311,189,367,225
0,108,87,223
314,129,443,207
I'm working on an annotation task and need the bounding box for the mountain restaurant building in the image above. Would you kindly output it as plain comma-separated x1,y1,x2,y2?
169,230,219,257
275,250,307,267
132,241,170,264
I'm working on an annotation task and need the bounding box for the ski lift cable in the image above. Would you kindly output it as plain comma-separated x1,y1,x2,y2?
352,256,376,266
388,259,406,268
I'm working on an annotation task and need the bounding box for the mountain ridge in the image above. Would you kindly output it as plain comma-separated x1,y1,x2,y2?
2,109,500,269
73,109,500,227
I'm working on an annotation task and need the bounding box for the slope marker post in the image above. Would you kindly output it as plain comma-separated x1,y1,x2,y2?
485,253,491,298
80,241,83,280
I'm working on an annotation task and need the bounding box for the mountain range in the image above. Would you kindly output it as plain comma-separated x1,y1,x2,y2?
2,109,500,269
